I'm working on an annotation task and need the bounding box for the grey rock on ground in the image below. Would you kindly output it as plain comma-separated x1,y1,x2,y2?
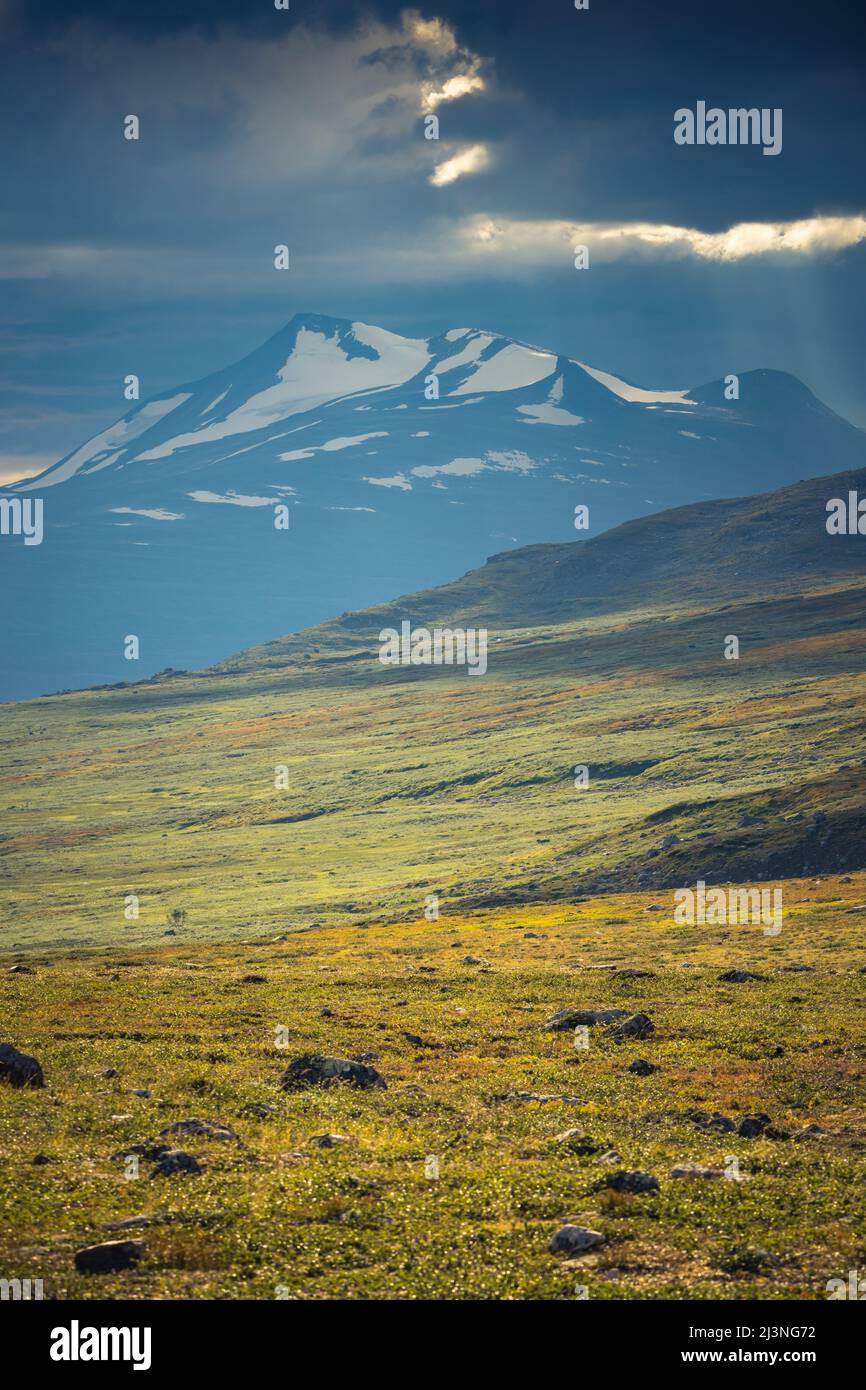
688,1109,736,1133
280,1053,386,1091
0,1042,44,1088
543,1007,628,1031
552,1129,606,1155
670,1162,729,1180
627,1058,660,1076
594,1169,659,1195
737,1112,772,1138
794,1123,825,1141
149,1149,202,1178
74,1239,145,1273
605,1013,654,1041
548,1224,607,1255
159,1117,237,1142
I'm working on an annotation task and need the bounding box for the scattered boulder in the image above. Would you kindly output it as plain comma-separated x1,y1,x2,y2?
462,955,490,966
794,1123,824,1141
103,1216,156,1231
159,1117,237,1142
96,1068,119,1079
670,1162,728,1180
719,970,766,983
688,1109,736,1134
605,1013,654,1041
594,1169,659,1195
32,1153,54,1165
719,1246,781,1274
150,1149,201,1178
0,1042,44,1088
615,968,655,979
309,1133,350,1148
240,974,268,984
7,964,35,975
594,1149,622,1165
548,1224,606,1255
543,1007,628,1032
111,1142,171,1162
737,1112,772,1138
279,1053,386,1091
401,1031,441,1048
74,1239,145,1273
627,1059,660,1076
552,1128,605,1155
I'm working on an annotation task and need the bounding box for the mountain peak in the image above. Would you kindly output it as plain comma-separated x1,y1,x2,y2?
3,311,864,699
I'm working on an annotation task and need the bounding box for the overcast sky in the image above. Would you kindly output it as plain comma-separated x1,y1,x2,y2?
2,0,865,483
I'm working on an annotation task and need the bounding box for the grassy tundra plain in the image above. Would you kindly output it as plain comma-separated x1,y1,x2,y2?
1,470,865,1299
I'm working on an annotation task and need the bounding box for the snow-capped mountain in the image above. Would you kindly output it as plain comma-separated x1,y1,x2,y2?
3,311,865,698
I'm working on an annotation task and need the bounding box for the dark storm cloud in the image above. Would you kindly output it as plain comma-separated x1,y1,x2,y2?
0,0,864,473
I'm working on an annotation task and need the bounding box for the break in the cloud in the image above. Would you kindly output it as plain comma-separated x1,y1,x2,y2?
7,210,862,296
457,213,866,266
5,8,490,204
430,143,491,187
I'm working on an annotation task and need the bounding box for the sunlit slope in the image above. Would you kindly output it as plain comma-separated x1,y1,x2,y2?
1,467,865,953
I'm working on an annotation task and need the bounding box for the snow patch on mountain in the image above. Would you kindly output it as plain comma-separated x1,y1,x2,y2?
449,343,557,395
189,490,278,507
435,332,496,375
363,473,412,490
201,389,229,416
279,430,388,462
486,449,538,472
518,402,584,426
517,378,585,427
20,393,192,489
411,457,486,478
576,361,695,405
136,326,427,460
82,451,123,475
110,506,185,521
